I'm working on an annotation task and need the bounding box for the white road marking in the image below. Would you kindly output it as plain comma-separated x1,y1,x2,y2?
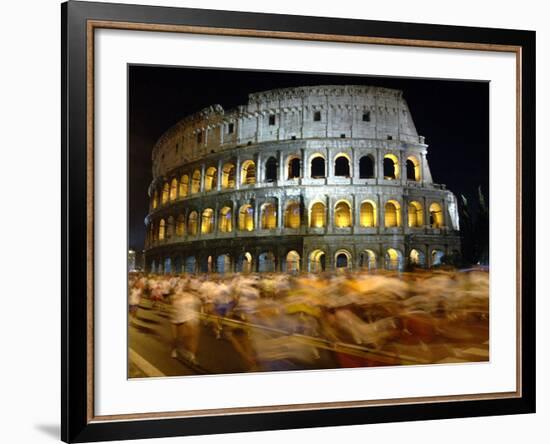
129,347,166,377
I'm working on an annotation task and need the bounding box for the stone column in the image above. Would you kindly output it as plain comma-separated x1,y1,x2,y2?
199,164,206,193
277,197,283,231
235,155,241,190
216,158,222,191
376,148,383,184
278,150,285,182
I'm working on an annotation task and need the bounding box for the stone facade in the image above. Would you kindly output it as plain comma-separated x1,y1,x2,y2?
144,85,460,273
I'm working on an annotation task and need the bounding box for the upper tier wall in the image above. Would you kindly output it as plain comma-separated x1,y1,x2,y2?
152,85,423,179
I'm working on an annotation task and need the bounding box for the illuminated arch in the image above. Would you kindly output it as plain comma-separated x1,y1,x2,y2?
152,190,158,209
236,252,253,273
309,201,326,228
204,167,217,191
408,201,424,227
201,208,214,234
406,155,421,181
179,174,189,197
169,178,178,201
384,200,401,227
284,201,301,229
241,160,256,185
216,254,232,274
187,211,198,236
429,202,444,228
409,249,426,267
158,218,166,240
238,204,254,231
161,182,169,204
334,200,352,228
360,249,377,270
191,169,201,194
218,206,232,233
383,154,400,179
360,200,377,227
261,203,277,230
431,249,445,266
176,214,185,237
335,249,352,270
286,250,301,273
310,154,326,178
221,163,236,189
385,248,403,271
309,249,326,273
258,251,276,272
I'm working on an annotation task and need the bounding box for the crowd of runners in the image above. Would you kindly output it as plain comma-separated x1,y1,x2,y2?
129,269,489,371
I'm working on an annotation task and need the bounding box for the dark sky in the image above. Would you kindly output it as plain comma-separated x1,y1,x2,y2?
129,65,489,250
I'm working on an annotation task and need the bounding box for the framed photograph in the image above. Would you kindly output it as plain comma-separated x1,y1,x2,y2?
62,1,535,442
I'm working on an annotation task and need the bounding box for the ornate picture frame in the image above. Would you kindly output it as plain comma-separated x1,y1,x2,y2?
61,1,535,442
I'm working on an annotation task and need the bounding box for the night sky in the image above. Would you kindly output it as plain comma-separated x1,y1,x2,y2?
129,65,489,251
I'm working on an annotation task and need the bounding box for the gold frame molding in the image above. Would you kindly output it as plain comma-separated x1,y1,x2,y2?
85,19,523,424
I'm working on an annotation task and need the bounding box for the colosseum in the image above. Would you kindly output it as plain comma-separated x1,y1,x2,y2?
143,85,460,274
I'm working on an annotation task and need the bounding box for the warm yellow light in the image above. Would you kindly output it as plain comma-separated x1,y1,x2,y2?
429,202,444,228
221,163,236,189
334,201,351,228
161,183,169,204
261,204,277,229
241,160,256,185
284,202,301,229
408,201,423,227
310,202,326,228
201,209,214,234
360,201,376,227
286,250,300,272
191,170,201,194
219,207,232,233
158,219,166,240
188,211,198,236
152,191,158,209
179,175,189,197
385,200,401,227
204,167,217,191
239,205,254,231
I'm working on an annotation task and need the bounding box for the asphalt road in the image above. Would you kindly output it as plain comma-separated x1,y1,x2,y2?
128,299,339,378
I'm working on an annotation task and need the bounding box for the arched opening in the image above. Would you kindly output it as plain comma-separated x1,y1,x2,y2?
409,249,425,267
265,157,278,182
309,250,326,273
310,155,326,178
158,219,166,240
191,169,201,194
334,154,351,177
429,202,444,228
385,248,403,271
184,256,196,273
201,208,214,234
408,201,424,227
176,214,185,237
236,252,253,273
288,156,301,179
216,254,232,274
219,206,232,233
359,155,375,179
260,203,277,229
360,201,376,227
164,257,172,274
360,250,377,270
161,183,169,204
431,249,445,266
169,178,178,201
166,216,174,239
152,190,158,209
384,200,401,227
334,200,352,228
179,174,189,197
383,154,399,179
221,163,236,189
285,250,301,273
335,250,352,270
241,160,256,185
258,252,276,272
284,201,301,229
173,256,183,274
238,204,254,231
187,211,198,236
406,156,421,181
204,167,217,191
310,202,326,228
